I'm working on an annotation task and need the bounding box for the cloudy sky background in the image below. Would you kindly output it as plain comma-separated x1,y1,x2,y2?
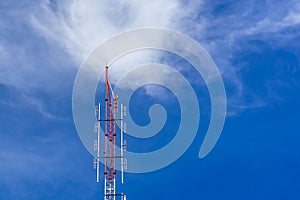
1,0,300,199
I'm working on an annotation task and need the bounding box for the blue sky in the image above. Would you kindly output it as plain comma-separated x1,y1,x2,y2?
1,0,300,199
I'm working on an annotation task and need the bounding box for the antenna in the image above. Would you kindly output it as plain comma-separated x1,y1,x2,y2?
94,66,127,200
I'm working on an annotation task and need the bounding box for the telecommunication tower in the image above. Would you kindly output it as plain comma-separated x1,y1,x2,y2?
94,66,127,200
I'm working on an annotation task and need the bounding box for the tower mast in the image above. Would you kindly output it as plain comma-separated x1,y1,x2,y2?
94,66,127,200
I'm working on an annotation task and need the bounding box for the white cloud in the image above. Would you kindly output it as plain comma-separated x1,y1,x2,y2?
244,10,300,35
29,0,187,97
177,0,300,115
2,0,300,116
30,0,180,62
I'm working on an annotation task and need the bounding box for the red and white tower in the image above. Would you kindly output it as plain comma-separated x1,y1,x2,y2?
94,66,127,200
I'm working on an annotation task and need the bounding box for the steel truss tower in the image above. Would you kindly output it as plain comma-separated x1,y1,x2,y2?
94,66,127,200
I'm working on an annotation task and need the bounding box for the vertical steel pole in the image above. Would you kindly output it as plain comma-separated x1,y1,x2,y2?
96,103,101,182
120,104,124,184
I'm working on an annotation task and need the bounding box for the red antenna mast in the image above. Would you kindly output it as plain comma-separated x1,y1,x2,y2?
94,66,127,200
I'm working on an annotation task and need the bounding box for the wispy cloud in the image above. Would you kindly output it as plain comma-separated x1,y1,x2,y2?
1,0,299,117
177,0,300,115
30,0,180,62
0,83,69,121
0,129,88,199
242,3,300,35
28,0,186,97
